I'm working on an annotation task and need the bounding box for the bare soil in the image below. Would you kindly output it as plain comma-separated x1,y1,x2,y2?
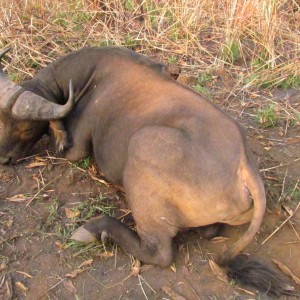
0,87,300,300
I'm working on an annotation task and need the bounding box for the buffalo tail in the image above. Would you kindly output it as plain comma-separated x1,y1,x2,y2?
221,254,298,297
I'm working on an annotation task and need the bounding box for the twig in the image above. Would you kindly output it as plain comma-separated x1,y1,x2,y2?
262,200,300,245
26,174,62,206
184,280,201,300
260,157,300,172
139,275,156,294
288,220,300,240
16,153,42,162
46,278,65,292
138,274,149,300
277,170,288,204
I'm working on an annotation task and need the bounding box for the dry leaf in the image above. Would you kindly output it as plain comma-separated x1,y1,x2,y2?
209,260,228,283
63,280,77,294
65,268,85,278
161,286,186,300
6,194,29,202
88,170,110,187
131,259,141,276
65,259,93,279
184,247,190,265
78,259,93,269
98,251,114,258
15,281,28,293
55,240,65,249
16,271,33,279
286,137,300,144
26,161,47,168
234,286,256,296
211,236,230,243
281,204,293,217
64,208,80,219
272,259,300,285
170,263,176,273
0,262,7,271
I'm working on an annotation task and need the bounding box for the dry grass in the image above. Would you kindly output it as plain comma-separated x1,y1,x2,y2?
0,0,299,91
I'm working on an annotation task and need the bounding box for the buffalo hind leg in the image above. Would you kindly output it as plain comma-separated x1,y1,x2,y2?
71,215,174,267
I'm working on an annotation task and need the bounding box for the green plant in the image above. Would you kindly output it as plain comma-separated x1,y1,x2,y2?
221,40,240,64
251,51,270,71
42,198,61,230
99,40,115,47
197,73,213,86
256,105,278,128
194,84,209,95
123,34,139,48
290,114,300,126
73,194,115,221
124,0,135,11
167,55,178,64
9,73,22,82
278,75,300,89
193,73,213,96
73,155,92,169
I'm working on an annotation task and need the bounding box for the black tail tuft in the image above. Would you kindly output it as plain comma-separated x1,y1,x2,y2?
220,254,298,297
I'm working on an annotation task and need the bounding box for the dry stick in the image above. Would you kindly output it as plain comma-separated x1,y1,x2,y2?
277,170,288,204
46,278,65,293
26,174,62,206
184,280,201,300
138,274,149,300
262,200,300,245
288,220,300,240
16,153,44,162
260,157,300,172
139,275,156,294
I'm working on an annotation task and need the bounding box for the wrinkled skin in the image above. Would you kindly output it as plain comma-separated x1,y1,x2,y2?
0,47,291,296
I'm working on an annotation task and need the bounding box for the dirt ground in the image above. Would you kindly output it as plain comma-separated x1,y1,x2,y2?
0,84,300,300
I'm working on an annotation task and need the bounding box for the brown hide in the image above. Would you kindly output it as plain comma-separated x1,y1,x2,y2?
64,50,265,263
1,47,291,296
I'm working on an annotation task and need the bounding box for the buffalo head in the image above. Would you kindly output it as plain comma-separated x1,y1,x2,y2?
0,48,75,164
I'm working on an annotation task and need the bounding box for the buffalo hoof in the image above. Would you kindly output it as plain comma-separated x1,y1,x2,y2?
71,226,97,243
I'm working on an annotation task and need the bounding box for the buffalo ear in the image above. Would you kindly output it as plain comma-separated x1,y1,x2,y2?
12,79,75,120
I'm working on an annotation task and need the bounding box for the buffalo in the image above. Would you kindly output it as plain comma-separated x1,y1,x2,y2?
0,47,294,296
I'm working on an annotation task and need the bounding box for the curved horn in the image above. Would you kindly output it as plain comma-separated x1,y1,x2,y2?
12,79,75,120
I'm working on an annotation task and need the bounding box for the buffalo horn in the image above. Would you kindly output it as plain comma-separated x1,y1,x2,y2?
12,79,75,120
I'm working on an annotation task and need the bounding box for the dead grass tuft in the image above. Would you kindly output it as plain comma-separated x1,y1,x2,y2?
0,0,299,92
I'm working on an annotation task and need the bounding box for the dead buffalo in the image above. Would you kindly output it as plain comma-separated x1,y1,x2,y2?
0,47,294,296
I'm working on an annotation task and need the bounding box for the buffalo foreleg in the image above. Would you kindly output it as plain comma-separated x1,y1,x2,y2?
49,120,71,154
71,215,174,267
